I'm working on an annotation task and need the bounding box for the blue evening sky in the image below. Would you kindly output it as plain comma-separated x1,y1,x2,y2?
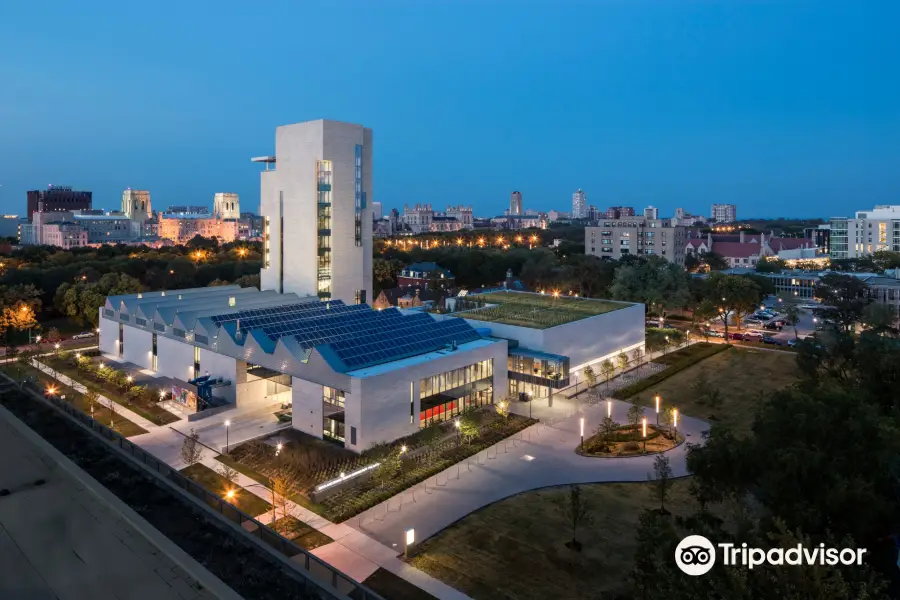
1,0,898,219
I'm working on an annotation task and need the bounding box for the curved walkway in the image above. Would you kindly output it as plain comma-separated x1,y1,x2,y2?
348,394,709,550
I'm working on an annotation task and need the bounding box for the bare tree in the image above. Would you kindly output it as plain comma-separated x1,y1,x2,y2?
270,467,299,522
648,454,674,514
84,390,99,419
107,397,117,430
631,347,644,373
217,462,240,484
180,428,204,469
601,359,615,389
556,485,593,551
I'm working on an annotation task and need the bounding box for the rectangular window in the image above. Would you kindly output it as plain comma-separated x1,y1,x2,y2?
350,426,357,446
195,334,208,345
323,386,345,408
263,216,271,268
173,328,186,338
151,333,158,371
135,317,147,327
354,145,364,247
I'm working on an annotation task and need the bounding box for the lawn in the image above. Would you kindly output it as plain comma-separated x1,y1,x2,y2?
0,363,148,437
411,480,698,600
181,462,273,518
271,515,333,551
631,346,800,433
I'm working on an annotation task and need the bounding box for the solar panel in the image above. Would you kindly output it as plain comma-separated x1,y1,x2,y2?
212,299,483,372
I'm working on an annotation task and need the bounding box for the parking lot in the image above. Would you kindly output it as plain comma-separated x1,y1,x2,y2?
699,296,820,347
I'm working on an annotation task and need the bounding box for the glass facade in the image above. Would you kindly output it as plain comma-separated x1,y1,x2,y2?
317,160,333,298
354,145,365,247
323,386,345,409
151,333,158,371
830,217,849,259
507,352,569,401
419,359,494,427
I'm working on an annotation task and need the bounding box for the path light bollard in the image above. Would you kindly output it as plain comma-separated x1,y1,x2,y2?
673,408,679,442
655,395,661,426
580,417,585,452
642,416,648,453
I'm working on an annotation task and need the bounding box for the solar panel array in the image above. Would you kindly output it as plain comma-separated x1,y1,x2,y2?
210,300,482,371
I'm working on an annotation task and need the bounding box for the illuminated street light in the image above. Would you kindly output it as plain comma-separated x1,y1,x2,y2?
275,442,283,456
46,385,57,396
655,395,661,425
400,445,408,454
224,420,231,453
225,489,236,501
405,528,415,558
607,399,612,419
642,416,648,452
580,417,585,451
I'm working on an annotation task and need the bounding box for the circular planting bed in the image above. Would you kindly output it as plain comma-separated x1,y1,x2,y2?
576,424,682,457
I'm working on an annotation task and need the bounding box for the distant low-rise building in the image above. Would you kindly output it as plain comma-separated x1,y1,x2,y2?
685,231,818,268
490,214,546,230
158,212,239,244
42,222,89,249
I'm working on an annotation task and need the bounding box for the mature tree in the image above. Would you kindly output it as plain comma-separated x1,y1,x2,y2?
861,303,897,335
600,359,615,389
55,273,144,327
180,429,204,469
692,299,718,333
556,485,593,551
705,272,763,331
815,273,870,331
755,256,785,273
702,252,729,271
610,257,691,319
373,258,402,291
648,454,673,514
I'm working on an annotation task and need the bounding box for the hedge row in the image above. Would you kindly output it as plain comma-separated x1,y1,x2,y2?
612,343,732,399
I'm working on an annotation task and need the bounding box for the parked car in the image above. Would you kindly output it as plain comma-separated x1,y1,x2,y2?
787,338,799,347
743,331,764,341
764,322,784,331
703,330,725,338
799,304,819,310
71,331,96,340
762,335,783,345
729,332,745,340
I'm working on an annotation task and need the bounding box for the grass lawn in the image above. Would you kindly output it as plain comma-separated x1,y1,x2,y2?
0,364,147,437
652,341,721,365
181,462,273,518
631,346,801,433
271,515,333,551
213,454,328,516
411,480,697,600
359,568,438,600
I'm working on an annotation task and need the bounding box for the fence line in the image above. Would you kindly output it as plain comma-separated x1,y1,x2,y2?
6,378,384,600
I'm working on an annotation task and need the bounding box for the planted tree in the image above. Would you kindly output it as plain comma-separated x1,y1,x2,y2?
180,428,204,469
84,390,99,418
648,454,673,514
270,467,299,522
596,416,619,452
631,347,644,372
458,416,479,444
217,462,240,484
495,399,510,423
583,364,597,389
601,359,615,389
627,402,644,438
617,352,629,373
557,485,593,552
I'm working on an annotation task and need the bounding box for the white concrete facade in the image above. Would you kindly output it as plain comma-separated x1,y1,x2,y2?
259,120,373,305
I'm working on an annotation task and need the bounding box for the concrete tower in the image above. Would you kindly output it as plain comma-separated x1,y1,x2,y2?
213,193,240,219
510,191,523,215
254,119,373,305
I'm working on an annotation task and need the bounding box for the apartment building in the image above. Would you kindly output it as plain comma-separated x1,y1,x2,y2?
829,206,900,260
586,217,686,265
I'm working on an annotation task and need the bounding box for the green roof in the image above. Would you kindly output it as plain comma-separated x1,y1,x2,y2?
454,290,631,329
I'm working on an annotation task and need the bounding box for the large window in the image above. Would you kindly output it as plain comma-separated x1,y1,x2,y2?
354,145,365,247
323,386,345,409
317,160,333,298
419,359,494,427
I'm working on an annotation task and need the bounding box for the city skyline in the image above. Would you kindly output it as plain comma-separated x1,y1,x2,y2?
1,1,898,218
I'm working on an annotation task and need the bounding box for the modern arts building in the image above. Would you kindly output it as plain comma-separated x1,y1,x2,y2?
99,119,645,452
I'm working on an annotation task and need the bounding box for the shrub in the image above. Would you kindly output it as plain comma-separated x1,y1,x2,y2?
623,441,640,452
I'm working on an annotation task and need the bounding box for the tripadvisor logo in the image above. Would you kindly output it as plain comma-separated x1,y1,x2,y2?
675,535,867,576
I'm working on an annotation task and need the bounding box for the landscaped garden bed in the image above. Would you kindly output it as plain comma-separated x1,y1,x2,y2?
223,408,537,522
272,515,333,551
577,424,681,457
0,362,147,437
0,386,327,600
44,352,180,425
612,342,730,399
181,462,272,517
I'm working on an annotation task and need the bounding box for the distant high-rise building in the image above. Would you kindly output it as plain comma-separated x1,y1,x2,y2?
510,191,523,215
572,189,587,219
26,185,92,222
711,204,737,223
121,189,151,221
254,119,372,305
213,193,241,220
605,206,635,219
371,201,383,221
643,206,659,220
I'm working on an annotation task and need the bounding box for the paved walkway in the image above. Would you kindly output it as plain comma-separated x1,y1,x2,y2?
346,396,707,550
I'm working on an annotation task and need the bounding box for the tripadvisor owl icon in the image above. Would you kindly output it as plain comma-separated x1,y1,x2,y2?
675,535,716,576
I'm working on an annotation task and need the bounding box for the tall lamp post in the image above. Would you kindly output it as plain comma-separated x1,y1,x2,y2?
224,420,231,453
580,417,585,452
655,395,661,426
673,408,678,441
